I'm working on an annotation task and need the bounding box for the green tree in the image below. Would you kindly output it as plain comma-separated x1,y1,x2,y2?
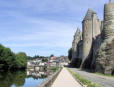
0,44,5,69
68,48,72,61
0,44,27,70
15,52,27,69
50,54,54,57
42,58,48,62
0,45,15,69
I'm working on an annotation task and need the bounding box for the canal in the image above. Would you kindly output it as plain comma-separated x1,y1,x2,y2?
0,70,46,87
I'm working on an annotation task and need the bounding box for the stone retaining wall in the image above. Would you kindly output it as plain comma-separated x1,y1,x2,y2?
36,68,62,87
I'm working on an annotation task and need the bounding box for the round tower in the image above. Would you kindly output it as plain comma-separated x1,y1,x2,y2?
81,9,94,67
81,8,102,68
104,2,114,40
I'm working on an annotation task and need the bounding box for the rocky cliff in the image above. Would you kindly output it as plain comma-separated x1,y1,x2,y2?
96,39,114,75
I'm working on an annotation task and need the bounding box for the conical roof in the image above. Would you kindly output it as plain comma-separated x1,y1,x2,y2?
75,27,81,36
83,8,96,21
73,27,82,42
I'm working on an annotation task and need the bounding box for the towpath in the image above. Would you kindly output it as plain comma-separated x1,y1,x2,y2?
51,67,82,87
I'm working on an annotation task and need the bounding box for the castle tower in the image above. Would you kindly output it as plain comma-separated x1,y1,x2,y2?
81,9,101,68
71,28,82,63
103,2,114,40
95,2,114,74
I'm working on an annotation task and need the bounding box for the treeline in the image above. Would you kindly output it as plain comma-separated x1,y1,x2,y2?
0,44,27,71
27,55,47,60
27,54,54,60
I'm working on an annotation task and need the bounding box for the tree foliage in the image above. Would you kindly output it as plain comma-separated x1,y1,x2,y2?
27,55,46,60
50,54,54,57
68,48,72,61
15,52,27,69
0,44,27,70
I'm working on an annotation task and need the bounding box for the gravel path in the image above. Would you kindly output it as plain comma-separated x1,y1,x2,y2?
51,68,82,87
70,68,114,87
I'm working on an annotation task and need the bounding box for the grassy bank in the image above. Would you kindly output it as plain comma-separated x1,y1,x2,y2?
52,67,60,72
95,72,114,78
67,68,102,87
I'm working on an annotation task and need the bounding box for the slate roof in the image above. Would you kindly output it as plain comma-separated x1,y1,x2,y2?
83,8,96,21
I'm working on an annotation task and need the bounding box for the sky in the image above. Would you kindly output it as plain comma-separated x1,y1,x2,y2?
0,0,111,56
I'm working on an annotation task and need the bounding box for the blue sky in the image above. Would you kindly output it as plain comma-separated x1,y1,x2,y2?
0,0,111,56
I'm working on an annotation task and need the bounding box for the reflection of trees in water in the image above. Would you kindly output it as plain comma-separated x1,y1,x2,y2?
0,71,26,87
0,70,47,87
27,74,47,80
0,72,13,87
27,75,39,80
13,71,26,86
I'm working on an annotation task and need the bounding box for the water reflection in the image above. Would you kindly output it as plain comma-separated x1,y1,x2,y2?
0,70,47,87
0,71,26,87
27,70,49,78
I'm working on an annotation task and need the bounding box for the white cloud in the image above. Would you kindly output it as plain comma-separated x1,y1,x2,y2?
2,18,78,50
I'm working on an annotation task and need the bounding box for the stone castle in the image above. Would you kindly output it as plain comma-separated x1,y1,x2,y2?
70,2,114,75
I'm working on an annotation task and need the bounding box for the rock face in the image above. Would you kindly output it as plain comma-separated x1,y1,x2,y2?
91,35,102,69
96,39,114,74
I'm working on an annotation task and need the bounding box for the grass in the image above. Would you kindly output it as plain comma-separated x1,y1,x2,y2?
95,72,114,78
52,67,60,72
67,68,102,87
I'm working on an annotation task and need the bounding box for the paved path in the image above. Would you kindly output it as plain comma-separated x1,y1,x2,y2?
51,68,82,87
70,68,114,87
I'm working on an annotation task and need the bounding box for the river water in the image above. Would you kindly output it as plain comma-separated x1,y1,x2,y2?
0,71,46,87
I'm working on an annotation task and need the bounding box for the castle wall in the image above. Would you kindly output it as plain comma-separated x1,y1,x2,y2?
91,35,102,69
77,40,83,59
71,28,82,64
91,15,103,69
72,41,78,60
71,40,83,68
